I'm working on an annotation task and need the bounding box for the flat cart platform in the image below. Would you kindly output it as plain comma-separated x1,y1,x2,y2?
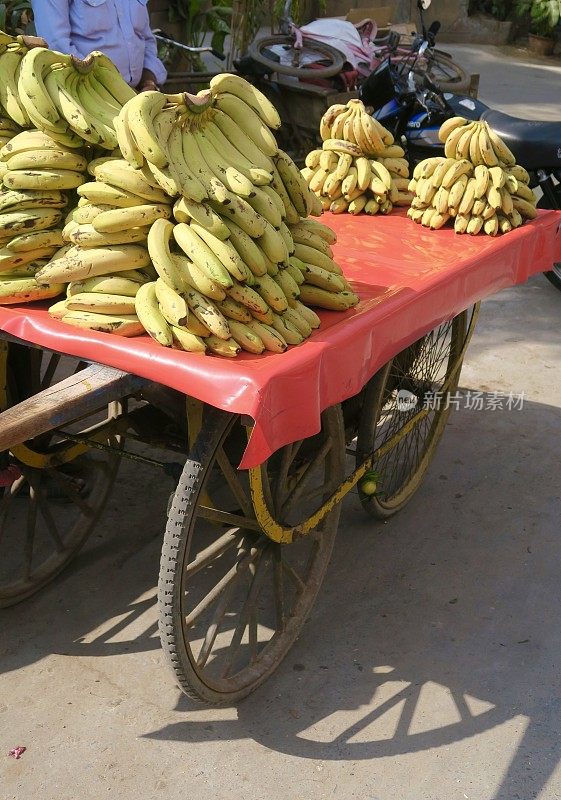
0,209,559,703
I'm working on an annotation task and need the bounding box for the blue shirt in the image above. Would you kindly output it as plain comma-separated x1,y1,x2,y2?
31,0,167,87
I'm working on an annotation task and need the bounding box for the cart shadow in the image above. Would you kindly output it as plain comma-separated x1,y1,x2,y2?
1,351,561,798
140,391,561,800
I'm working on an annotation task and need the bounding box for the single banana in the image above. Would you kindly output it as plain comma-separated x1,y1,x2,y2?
204,335,241,357
245,319,287,353
444,123,471,159
6,229,64,252
479,125,500,168
35,244,150,284
68,275,145,297
173,197,229,239
474,164,490,198
6,150,87,172
3,169,85,191
454,214,470,234
189,221,248,282
171,325,206,352
319,103,346,141
213,93,278,156
173,222,234,289
66,292,137,315
92,204,171,233
288,297,321,329
448,174,468,210
512,196,537,219
185,288,231,339
467,215,484,235
155,277,189,327
292,243,342,274
135,281,173,345
305,149,323,169
485,122,515,166
147,218,188,292
77,181,148,208
114,102,145,169
216,296,253,323
298,284,356,310
210,73,281,129
125,91,168,167
442,159,472,190
172,253,226,301
439,116,468,143
246,185,282,229
227,280,269,315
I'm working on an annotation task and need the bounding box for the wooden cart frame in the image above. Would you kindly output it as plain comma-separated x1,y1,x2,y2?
0,302,478,704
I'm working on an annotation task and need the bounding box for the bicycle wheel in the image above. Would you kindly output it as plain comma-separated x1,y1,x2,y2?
248,34,346,79
356,311,468,519
424,50,471,94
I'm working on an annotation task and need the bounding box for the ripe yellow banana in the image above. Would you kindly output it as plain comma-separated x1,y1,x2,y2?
216,296,253,323
245,318,287,352
173,197,229,240
171,326,206,352
3,169,85,191
485,122,515,166
439,116,468,143
210,73,281,129
185,288,231,340
189,221,248,282
155,277,189,327
135,281,173,345
173,222,234,289
66,292,137,315
7,229,64,252
172,254,226,301
93,204,171,233
214,93,278,156
35,244,150,284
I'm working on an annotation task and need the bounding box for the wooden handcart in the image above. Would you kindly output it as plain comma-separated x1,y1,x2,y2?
0,210,559,704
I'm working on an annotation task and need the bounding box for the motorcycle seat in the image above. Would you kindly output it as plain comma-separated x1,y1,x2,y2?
482,109,561,171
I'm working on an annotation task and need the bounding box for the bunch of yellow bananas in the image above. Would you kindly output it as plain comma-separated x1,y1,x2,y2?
12,47,135,149
303,99,413,215
0,128,93,304
408,117,537,234
42,73,357,354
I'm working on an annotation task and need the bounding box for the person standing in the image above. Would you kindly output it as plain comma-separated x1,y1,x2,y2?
31,0,167,91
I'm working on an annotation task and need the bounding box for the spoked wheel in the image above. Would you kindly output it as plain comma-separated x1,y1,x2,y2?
356,311,468,519
248,35,346,79
0,345,122,607
422,51,471,94
159,404,345,704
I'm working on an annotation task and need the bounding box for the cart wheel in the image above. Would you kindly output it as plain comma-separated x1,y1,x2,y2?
159,404,345,704
0,346,122,607
356,311,468,519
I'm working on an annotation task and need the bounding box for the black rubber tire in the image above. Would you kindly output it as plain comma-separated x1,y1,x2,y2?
158,404,345,704
356,311,468,520
544,265,561,291
248,34,346,79
423,51,471,94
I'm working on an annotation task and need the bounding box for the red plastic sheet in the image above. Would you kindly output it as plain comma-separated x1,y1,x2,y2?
0,209,560,468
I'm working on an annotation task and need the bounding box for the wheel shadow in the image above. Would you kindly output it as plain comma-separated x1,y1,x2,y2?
141,391,561,800
1,373,561,798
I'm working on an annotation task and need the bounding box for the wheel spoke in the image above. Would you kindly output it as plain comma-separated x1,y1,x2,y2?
215,445,253,518
185,528,244,578
283,438,333,517
185,540,264,627
25,470,65,553
274,442,300,510
197,506,262,532
281,559,305,594
45,468,94,516
222,548,272,678
273,547,285,632
195,581,235,669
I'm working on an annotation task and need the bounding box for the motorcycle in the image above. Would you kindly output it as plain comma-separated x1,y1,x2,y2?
359,0,561,291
